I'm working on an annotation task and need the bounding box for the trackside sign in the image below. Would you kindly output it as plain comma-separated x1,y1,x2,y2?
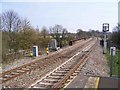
110,47,116,56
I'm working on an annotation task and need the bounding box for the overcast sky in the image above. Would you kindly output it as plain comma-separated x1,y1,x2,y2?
1,0,119,33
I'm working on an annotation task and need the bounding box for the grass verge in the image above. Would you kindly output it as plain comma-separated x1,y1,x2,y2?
106,48,120,77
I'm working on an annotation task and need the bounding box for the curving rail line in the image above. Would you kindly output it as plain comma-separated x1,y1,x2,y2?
1,38,94,84
29,38,98,88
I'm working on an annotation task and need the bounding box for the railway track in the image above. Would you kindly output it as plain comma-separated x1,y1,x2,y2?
1,38,93,84
29,38,98,88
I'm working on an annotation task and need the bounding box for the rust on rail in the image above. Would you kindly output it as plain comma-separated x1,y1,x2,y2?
52,39,98,88
1,38,94,84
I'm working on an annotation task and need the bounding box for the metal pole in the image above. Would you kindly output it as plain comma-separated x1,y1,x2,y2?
102,23,109,54
110,48,114,77
103,33,107,54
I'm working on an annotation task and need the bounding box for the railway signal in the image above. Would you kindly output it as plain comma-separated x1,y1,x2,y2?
102,23,109,54
46,47,49,55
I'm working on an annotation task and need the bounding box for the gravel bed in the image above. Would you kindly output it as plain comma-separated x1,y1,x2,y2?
2,53,55,72
2,58,66,88
80,42,109,77
2,40,86,72
66,40,109,88
2,39,92,88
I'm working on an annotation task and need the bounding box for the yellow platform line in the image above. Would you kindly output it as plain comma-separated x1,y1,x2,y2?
83,77,100,90
94,77,100,90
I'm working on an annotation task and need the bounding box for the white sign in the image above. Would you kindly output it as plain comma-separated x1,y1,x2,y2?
33,46,38,57
110,47,116,56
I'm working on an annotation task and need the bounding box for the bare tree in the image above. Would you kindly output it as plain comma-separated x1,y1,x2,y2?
49,25,63,38
53,25,63,34
61,28,67,39
1,10,21,32
40,26,49,38
49,25,69,47
21,18,31,31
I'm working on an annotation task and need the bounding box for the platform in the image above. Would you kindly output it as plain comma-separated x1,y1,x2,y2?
98,77,119,88
66,75,120,89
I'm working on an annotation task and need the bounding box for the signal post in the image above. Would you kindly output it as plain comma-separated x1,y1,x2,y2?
102,23,109,54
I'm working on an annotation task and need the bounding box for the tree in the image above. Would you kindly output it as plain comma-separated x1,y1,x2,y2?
1,10,22,53
110,24,120,48
38,27,51,48
49,25,68,47
1,10,21,32
2,31,10,61
21,18,31,31
76,29,85,39
61,28,68,39
19,28,37,50
1,10,53,63
40,26,49,38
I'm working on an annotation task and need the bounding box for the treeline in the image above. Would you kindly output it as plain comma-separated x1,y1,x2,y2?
1,10,75,64
1,10,102,64
109,24,120,49
76,29,102,39
1,10,51,62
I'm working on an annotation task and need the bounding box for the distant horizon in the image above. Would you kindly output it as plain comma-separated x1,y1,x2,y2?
1,1,119,33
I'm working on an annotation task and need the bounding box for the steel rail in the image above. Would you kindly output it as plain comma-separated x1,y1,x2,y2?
1,39,93,83
29,38,97,89
52,39,98,88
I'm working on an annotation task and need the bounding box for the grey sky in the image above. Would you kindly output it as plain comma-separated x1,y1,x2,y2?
1,0,119,33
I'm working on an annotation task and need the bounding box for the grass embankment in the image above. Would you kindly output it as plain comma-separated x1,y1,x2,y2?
106,48,120,77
